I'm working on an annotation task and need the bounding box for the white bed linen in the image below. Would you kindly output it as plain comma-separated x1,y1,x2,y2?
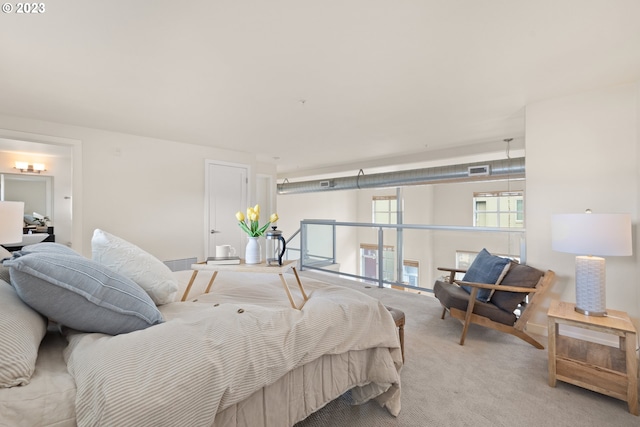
214,347,397,427
0,328,76,427
64,272,401,426
1,271,401,427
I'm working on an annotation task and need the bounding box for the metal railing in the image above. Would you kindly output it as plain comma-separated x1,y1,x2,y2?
285,219,525,292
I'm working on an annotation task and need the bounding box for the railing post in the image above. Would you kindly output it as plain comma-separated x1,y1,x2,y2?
332,222,337,264
377,227,384,288
396,187,404,285
300,221,306,271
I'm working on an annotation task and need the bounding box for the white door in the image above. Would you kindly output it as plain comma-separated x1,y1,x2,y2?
206,161,248,259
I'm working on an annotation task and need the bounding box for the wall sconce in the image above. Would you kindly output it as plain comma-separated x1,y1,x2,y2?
14,161,46,173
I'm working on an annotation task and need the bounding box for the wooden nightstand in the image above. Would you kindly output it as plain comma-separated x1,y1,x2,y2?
547,300,638,415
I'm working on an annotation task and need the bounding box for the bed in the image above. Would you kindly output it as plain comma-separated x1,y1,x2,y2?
0,237,402,427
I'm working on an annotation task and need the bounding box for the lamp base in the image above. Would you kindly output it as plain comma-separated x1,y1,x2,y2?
574,255,607,317
574,306,607,317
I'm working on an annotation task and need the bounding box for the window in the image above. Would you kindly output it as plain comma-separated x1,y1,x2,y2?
402,260,419,287
360,244,395,285
473,191,524,228
372,195,397,224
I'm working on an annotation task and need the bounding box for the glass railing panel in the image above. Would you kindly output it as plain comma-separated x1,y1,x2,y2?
292,220,525,294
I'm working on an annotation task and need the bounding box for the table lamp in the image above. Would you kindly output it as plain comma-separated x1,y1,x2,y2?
0,201,25,245
551,211,632,316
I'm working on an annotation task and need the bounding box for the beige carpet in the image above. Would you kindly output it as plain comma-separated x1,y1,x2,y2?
294,270,639,427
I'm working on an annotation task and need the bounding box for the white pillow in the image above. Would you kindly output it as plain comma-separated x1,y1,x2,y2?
91,229,178,305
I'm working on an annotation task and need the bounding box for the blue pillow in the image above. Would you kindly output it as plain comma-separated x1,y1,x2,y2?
10,242,82,258
460,249,511,302
5,252,163,335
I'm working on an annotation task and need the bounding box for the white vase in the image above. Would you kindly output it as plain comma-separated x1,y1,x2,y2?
245,237,261,264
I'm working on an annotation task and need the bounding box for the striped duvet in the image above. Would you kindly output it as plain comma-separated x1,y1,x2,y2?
62,274,402,426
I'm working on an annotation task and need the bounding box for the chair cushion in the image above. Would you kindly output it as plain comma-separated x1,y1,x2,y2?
434,280,517,326
460,248,511,302
491,263,545,313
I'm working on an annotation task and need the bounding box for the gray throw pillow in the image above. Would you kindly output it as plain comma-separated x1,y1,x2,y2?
10,242,81,258
460,248,511,302
491,263,544,313
5,252,163,335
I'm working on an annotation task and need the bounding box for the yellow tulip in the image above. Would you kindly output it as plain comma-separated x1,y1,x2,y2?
247,207,254,218
254,204,260,214
269,213,279,223
249,211,259,221
235,211,245,222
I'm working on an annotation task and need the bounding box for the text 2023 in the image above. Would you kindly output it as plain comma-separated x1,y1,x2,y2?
17,3,45,13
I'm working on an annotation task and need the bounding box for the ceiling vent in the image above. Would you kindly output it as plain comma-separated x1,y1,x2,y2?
319,180,335,188
468,165,490,176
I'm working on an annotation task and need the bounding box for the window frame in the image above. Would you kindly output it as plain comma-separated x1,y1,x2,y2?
372,195,398,224
472,190,524,228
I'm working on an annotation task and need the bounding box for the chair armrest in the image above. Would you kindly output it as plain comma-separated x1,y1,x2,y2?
437,267,467,283
455,280,539,294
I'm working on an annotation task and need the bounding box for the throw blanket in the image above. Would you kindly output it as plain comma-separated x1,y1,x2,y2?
64,276,401,426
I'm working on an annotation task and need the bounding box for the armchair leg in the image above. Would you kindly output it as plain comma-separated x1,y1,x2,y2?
441,307,447,320
460,288,479,346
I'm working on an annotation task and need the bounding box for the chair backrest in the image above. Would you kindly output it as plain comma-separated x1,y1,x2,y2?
491,263,546,313
513,270,555,330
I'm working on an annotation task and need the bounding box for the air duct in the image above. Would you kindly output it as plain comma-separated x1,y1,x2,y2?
278,157,524,195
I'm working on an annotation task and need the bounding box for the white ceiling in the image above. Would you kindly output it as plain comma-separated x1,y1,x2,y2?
1,1,639,178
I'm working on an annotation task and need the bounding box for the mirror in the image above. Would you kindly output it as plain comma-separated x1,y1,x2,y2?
0,173,53,223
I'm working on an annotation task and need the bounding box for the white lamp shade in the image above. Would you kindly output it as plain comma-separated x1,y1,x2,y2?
0,201,25,245
551,213,632,256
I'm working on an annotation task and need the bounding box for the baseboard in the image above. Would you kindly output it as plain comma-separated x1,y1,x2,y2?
526,322,547,338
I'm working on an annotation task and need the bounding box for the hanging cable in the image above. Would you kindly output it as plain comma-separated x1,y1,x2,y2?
504,138,514,255
356,169,365,189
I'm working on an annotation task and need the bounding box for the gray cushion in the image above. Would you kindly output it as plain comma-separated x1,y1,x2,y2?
11,242,81,258
5,252,163,335
0,280,47,387
434,280,517,326
460,248,511,302
491,263,544,313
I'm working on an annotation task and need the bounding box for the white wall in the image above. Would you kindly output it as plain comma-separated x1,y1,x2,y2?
525,82,639,330
3,81,637,333
278,179,524,288
276,189,359,273
278,82,640,336
0,114,277,261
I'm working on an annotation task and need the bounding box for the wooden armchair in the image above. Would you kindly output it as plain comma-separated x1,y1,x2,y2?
434,264,555,349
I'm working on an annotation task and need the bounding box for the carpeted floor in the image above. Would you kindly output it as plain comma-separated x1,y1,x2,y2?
294,270,639,427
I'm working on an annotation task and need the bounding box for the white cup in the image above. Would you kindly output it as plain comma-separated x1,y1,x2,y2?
215,245,236,258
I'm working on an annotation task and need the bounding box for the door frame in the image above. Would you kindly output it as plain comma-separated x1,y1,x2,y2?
204,159,250,259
